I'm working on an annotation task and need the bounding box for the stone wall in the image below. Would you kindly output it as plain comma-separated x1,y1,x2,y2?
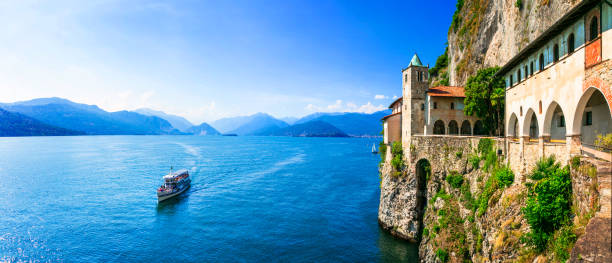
379,136,504,242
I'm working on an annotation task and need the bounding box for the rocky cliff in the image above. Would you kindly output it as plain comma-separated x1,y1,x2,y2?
447,0,580,86
378,138,604,262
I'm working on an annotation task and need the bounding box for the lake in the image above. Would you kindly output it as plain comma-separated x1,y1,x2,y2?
0,136,417,262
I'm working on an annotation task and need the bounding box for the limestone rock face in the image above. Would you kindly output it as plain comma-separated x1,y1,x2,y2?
378,160,421,242
448,0,580,86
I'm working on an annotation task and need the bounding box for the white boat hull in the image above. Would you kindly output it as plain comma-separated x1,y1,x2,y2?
157,182,190,202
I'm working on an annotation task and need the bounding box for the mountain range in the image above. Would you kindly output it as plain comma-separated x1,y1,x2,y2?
133,108,193,132
0,97,389,137
0,108,84,136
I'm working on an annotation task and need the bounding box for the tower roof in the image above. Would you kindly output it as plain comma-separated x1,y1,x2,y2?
409,53,423,67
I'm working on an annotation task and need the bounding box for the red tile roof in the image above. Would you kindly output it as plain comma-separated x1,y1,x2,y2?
388,97,402,108
381,112,401,120
427,86,465,98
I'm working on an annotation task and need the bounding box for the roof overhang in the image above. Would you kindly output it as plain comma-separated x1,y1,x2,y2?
495,0,601,77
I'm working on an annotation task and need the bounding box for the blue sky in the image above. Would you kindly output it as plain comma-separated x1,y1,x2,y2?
0,0,455,123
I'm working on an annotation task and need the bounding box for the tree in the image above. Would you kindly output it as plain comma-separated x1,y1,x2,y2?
463,67,505,136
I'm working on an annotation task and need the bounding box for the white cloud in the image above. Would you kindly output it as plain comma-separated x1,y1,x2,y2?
374,94,387,100
392,95,398,99
305,100,386,114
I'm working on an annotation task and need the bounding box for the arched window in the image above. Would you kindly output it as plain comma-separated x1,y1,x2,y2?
450,102,455,110
530,62,534,76
460,120,471,136
433,120,445,135
510,75,513,86
539,54,545,71
517,69,522,82
448,120,459,135
589,16,599,41
553,44,559,62
404,74,407,82
524,65,529,78
568,33,575,53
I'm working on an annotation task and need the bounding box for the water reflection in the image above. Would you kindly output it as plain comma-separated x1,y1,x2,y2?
377,226,419,263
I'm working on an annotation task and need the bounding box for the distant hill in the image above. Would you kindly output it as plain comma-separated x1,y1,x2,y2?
269,120,347,137
222,113,289,136
294,110,390,137
186,122,221,136
0,98,182,135
134,108,193,132
212,114,260,134
0,108,83,136
279,117,299,125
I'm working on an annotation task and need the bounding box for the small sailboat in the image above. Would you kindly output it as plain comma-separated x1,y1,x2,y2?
371,143,378,154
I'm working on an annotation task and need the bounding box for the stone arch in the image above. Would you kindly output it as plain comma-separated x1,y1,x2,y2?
572,87,612,145
473,120,486,135
433,120,445,135
460,120,471,136
415,159,431,238
543,101,566,141
507,113,519,138
522,108,539,139
448,120,459,135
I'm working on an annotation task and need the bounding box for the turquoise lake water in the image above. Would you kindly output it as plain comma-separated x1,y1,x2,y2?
0,136,417,262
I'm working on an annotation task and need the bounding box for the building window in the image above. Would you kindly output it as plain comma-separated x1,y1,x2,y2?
404,74,407,82
524,65,529,78
558,115,565,127
568,33,575,53
433,102,437,109
510,75,513,86
530,62,534,76
589,16,599,41
517,69,521,82
539,54,545,71
539,101,542,114
553,44,559,62
421,103,424,110
450,102,455,110
585,111,592,126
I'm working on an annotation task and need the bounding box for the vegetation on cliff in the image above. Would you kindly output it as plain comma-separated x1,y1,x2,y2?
521,157,575,261
463,67,505,136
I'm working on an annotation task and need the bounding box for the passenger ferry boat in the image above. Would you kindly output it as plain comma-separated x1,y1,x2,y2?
157,168,191,202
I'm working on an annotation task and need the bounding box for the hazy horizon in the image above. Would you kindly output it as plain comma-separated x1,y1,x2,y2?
0,0,454,124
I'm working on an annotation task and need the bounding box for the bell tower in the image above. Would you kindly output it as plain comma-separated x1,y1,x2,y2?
401,53,429,147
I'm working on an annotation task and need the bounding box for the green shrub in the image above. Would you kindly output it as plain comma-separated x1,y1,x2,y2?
552,225,577,262
515,0,522,8
530,156,560,180
422,228,429,238
522,157,572,252
460,182,476,211
433,224,440,233
478,138,494,155
379,142,387,163
495,166,514,188
436,248,449,263
595,133,612,152
570,155,581,168
390,141,404,174
431,188,451,204
483,149,498,172
455,150,463,159
469,155,480,169
477,174,499,216
446,171,464,188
